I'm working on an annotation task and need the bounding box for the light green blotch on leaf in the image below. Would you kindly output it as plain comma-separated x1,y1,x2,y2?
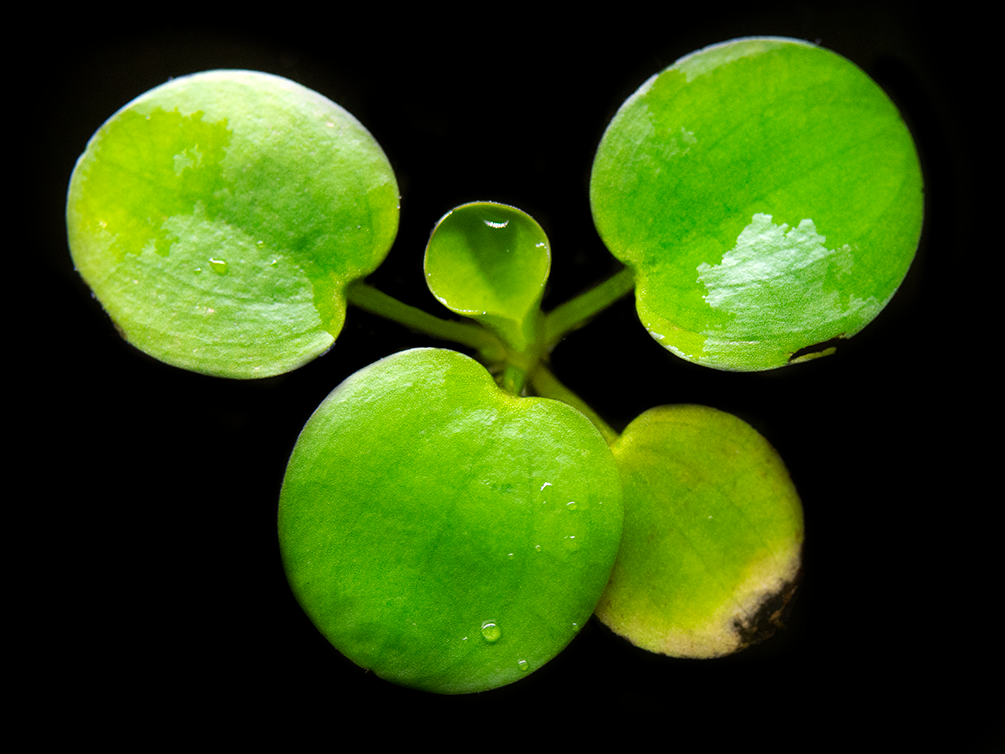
108,206,330,376
690,213,885,369
674,36,792,82
69,107,234,272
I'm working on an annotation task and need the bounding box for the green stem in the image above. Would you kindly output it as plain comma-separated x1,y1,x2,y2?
543,265,635,347
530,365,620,445
347,282,505,359
501,364,528,396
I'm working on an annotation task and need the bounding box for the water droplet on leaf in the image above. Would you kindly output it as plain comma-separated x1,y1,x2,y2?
481,621,502,643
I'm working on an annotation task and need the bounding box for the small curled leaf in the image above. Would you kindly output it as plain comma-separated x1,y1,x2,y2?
424,202,550,352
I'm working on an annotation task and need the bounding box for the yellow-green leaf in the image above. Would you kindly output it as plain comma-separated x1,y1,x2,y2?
596,405,803,658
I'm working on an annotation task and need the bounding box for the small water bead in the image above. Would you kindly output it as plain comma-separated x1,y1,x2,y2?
208,258,228,275
480,621,501,643
517,659,529,672
566,501,578,510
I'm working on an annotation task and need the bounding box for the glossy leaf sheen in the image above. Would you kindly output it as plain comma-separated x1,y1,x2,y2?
596,405,803,658
278,348,623,693
67,70,399,378
590,37,923,370
425,202,550,352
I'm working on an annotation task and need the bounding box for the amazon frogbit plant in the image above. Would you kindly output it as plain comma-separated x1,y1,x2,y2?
66,37,922,693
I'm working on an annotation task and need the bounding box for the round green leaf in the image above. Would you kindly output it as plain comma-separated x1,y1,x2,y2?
66,69,399,378
278,347,622,693
595,405,803,658
590,37,923,370
424,202,550,352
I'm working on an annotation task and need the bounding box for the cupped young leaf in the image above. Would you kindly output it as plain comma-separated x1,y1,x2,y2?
424,202,550,352
278,348,622,694
67,70,399,378
595,405,803,658
590,37,923,370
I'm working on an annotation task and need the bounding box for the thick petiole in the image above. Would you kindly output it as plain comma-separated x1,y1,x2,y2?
347,282,505,360
543,265,635,347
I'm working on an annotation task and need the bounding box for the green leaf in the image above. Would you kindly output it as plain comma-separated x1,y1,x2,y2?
595,405,803,658
424,202,550,352
66,69,399,378
590,37,923,370
278,347,622,693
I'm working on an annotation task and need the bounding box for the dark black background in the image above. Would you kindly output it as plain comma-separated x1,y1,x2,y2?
24,4,992,746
